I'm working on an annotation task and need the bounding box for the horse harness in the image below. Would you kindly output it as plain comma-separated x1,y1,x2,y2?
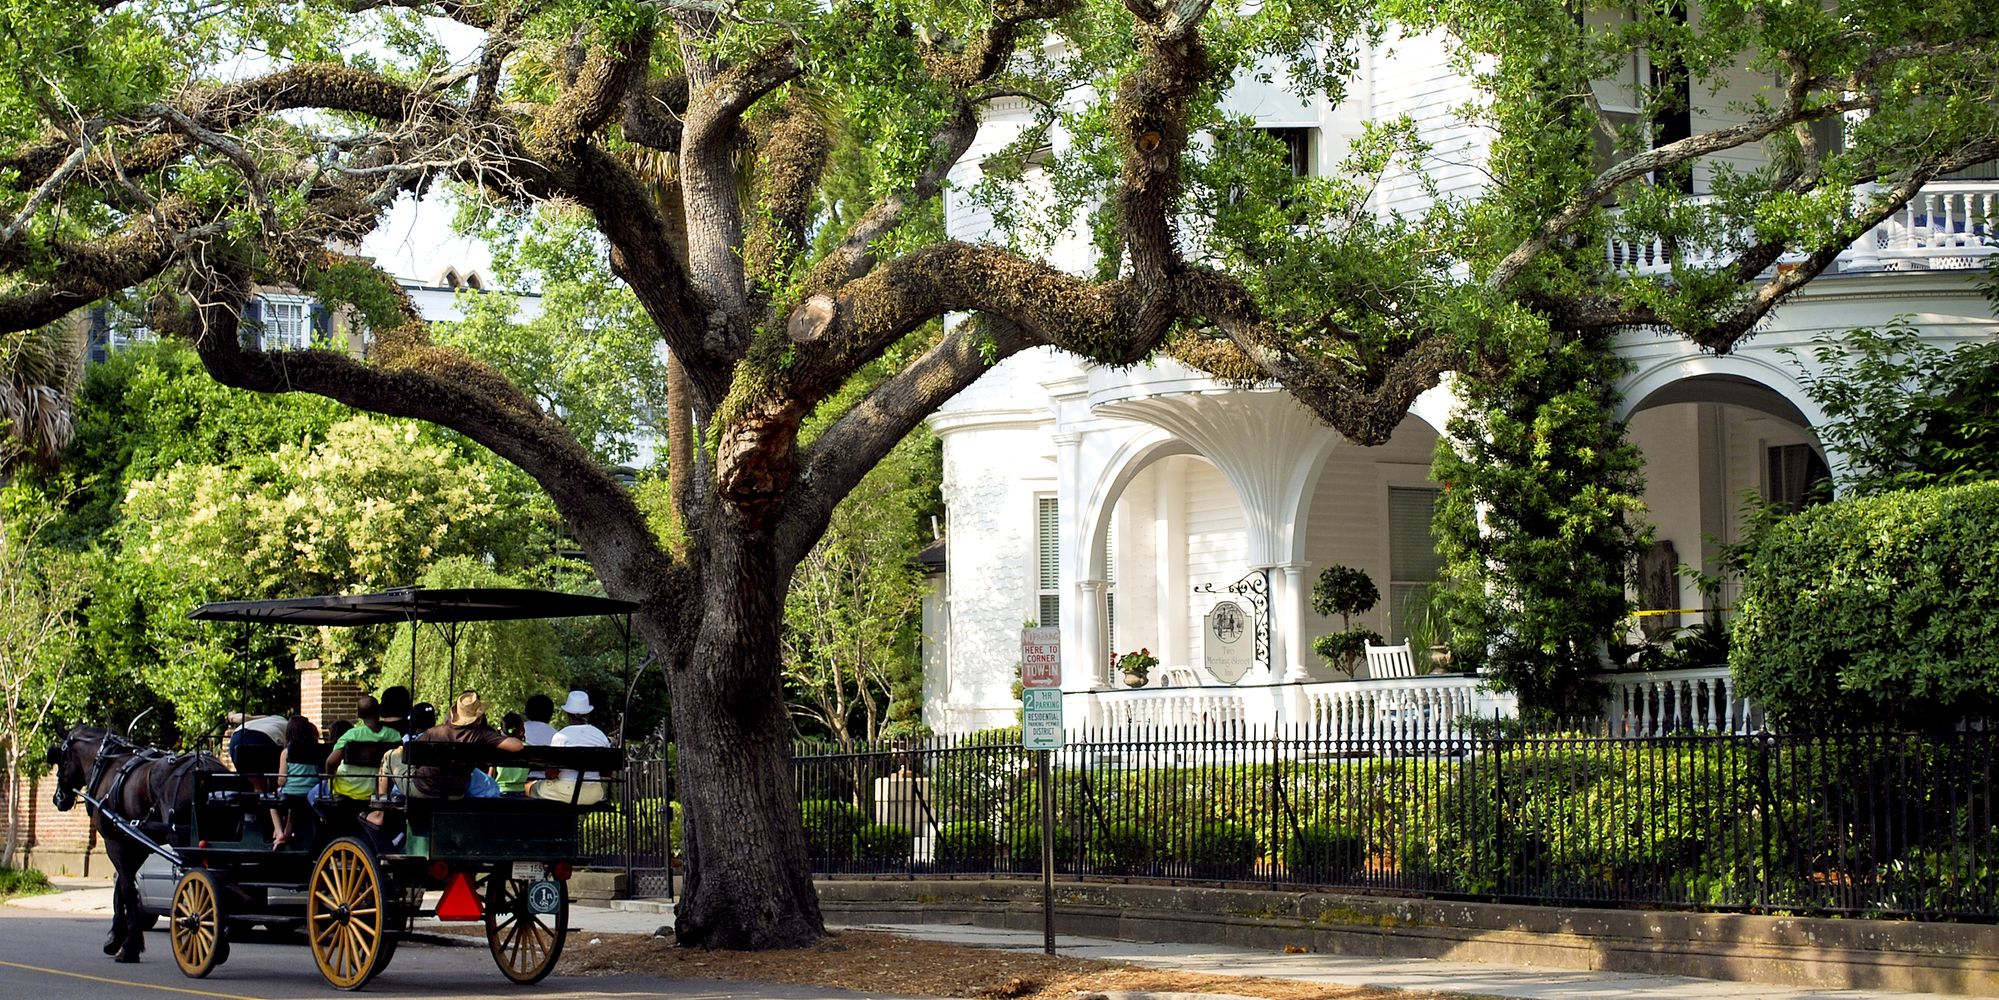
61,730,213,845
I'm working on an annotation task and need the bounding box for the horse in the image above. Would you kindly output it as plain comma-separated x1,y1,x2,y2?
45,724,225,963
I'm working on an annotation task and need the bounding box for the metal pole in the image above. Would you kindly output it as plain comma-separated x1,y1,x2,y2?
1039,747,1054,955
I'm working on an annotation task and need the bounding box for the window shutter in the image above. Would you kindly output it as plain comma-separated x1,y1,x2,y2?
88,304,109,364
1037,498,1060,590
242,297,264,350
1388,488,1444,582
309,302,331,345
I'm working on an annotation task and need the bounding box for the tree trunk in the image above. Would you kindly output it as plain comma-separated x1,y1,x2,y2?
669,522,824,948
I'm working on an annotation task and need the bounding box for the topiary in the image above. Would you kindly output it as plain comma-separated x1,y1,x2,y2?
1185,821,1259,879
1311,564,1384,677
1285,822,1364,885
1089,822,1155,874
852,823,913,865
800,799,866,863
936,820,995,871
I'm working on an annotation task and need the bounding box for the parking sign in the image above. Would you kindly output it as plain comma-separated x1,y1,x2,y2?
1020,626,1061,688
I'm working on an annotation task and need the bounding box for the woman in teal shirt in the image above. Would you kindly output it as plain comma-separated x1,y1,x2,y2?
274,715,320,848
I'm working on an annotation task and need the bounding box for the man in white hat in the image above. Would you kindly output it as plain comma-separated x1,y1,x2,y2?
529,690,610,806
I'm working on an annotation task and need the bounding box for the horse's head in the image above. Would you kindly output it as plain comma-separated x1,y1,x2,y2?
46,724,105,812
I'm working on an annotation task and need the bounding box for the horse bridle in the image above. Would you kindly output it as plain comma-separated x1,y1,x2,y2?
47,729,136,814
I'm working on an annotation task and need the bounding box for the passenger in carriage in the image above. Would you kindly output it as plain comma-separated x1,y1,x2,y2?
226,711,288,790
365,692,521,825
325,696,400,801
522,694,556,746
528,690,609,806
378,686,412,737
273,715,320,848
492,713,531,799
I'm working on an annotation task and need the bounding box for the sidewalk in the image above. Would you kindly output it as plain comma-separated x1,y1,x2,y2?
578,900,1968,1000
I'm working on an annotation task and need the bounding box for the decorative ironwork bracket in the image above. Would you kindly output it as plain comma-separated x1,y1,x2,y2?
1193,569,1272,673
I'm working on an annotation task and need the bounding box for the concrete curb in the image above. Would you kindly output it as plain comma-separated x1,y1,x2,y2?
814,879,1999,997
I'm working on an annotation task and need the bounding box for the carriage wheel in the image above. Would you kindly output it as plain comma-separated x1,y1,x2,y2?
308,838,392,990
168,868,227,978
483,870,567,984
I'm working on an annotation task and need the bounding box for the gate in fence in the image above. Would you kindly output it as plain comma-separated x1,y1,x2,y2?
578,748,675,899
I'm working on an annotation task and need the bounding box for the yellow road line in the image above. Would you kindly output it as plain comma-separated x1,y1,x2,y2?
0,959,269,1000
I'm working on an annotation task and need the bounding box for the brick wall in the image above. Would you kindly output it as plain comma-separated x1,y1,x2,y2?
298,658,364,731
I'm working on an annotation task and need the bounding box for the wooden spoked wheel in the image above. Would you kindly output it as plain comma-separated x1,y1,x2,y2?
308,838,392,990
168,868,227,978
483,871,567,984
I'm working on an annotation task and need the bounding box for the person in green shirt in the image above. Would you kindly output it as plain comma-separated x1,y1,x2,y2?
491,712,531,799
324,696,401,800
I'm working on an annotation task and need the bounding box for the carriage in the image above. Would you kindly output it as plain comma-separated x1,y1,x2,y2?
151,587,638,990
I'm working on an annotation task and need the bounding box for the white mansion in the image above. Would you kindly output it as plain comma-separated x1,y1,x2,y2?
917,30,1999,737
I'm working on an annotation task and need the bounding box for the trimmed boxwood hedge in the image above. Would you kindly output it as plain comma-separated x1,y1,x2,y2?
1732,481,1999,730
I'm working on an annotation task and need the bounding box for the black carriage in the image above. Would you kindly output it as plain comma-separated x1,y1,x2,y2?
158,587,638,990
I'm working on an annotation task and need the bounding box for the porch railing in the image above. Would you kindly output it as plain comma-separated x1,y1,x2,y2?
1605,180,1997,275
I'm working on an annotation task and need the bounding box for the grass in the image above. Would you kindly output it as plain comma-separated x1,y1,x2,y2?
0,865,55,902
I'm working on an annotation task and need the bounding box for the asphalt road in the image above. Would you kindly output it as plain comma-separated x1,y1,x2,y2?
0,908,921,1000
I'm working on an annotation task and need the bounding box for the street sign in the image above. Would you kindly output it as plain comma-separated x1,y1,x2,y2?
1022,688,1064,749
1020,626,1061,688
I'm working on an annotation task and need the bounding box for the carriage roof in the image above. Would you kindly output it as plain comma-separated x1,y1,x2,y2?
188,587,639,625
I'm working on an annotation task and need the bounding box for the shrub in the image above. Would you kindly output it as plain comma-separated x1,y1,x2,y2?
0,866,53,900
1008,822,1077,869
1285,822,1364,884
936,821,995,871
1732,481,1999,729
801,799,867,863
852,823,913,865
1089,822,1156,873
1185,821,1259,879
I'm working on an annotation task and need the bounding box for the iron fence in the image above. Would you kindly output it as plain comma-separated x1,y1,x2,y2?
787,727,1999,921
577,746,676,898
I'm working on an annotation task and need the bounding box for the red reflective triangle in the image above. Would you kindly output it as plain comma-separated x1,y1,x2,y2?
436,871,483,922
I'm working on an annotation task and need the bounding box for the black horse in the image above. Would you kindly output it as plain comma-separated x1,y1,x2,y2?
45,724,224,963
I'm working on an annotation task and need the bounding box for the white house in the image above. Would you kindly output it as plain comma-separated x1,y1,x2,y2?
920,29,1999,736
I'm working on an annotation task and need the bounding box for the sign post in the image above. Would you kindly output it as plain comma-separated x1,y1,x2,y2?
1019,626,1062,955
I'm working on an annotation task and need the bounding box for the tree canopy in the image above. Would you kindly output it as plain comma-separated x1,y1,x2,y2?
0,0,1993,949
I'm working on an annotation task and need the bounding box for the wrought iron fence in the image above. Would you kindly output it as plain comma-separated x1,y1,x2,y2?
788,727,1999,921
577,746,676,898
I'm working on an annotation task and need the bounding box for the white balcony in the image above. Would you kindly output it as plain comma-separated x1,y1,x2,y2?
1607,181,1998,276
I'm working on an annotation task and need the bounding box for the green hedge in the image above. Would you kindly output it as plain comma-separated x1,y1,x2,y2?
801,799,867,863
1186,821,1259,879
1285,822,1364,883
854,823,913,863
937,821,995,871
1733,481,1999,729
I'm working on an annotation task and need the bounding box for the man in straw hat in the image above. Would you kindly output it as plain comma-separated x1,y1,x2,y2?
372,691,523,821
528,689,610,806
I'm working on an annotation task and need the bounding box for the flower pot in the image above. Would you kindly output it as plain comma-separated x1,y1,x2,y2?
1122,672,1147,688
1426,645,1453,672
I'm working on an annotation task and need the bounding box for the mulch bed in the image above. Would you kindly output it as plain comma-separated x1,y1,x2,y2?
556,929,1494,1000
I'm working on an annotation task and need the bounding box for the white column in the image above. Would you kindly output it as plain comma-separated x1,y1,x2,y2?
1054,431,1089,690
1279,563,1311,682
1078,579,1108,688
1154,459,1189,669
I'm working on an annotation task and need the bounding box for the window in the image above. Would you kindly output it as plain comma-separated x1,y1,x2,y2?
255,295,311,351
1387,487,1444,642
1264,127,1315,178
1036,497,1060,627
1766,444,1831,514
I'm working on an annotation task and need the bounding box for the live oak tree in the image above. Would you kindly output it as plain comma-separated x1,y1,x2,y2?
0,0,1993,948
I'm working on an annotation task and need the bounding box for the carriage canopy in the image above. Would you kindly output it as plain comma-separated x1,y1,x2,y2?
188,587,639,626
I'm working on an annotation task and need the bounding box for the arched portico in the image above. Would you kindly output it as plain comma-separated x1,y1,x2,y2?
1621,362,1832,625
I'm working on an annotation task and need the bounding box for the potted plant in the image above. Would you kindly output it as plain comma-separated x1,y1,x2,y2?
1404,585,1453,673
1115,648,1157,687
1309,565,1384,677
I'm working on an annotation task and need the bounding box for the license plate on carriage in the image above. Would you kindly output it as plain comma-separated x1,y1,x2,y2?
511,862,546,881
